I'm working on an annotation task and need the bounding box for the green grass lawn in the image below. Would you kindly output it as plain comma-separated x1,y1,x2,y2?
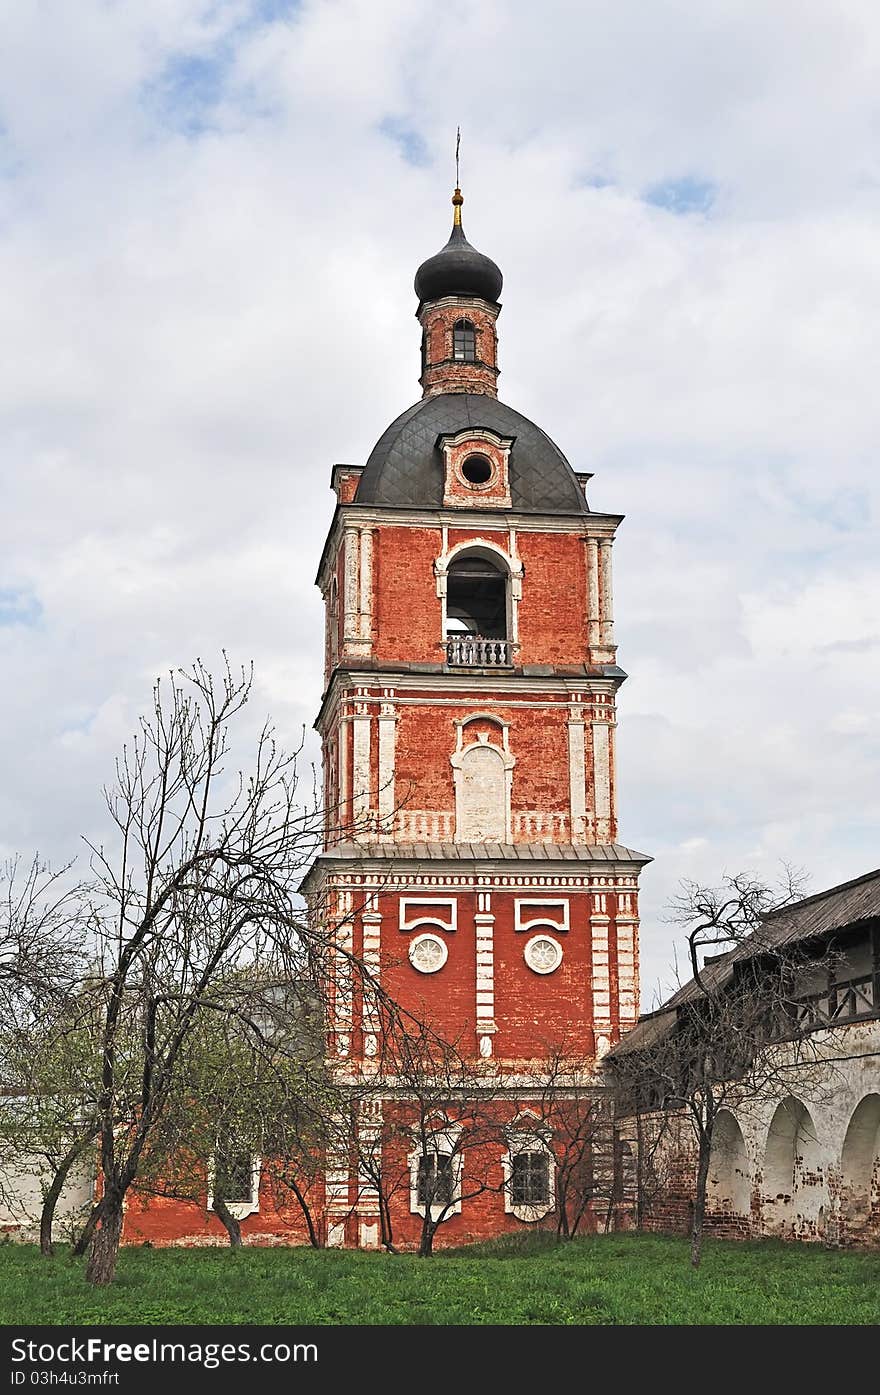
0,1232,877,1325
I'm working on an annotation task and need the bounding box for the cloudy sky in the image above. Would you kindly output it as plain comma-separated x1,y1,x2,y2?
1,0,878,1002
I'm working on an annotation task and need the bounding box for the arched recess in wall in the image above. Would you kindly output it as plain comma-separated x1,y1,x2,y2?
707,1110,750,1217
840,1094,880,1223
450,715,515,843
763,1097,826,1235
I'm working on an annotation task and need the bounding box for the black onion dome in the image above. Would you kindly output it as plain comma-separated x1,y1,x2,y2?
356,394,588,515
414,192,503,305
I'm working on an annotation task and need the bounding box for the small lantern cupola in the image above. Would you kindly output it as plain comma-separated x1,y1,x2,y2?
415,188,503,399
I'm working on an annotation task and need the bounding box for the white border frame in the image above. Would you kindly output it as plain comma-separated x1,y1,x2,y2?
524,934,564,975
408,933,449,974
207,1153,262,1221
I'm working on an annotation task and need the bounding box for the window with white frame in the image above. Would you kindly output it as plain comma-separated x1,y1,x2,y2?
208,1141,261,1219
510,1150,551,1207
409,1127,462,1219
504,1117,555,1222
416,1153,455,1208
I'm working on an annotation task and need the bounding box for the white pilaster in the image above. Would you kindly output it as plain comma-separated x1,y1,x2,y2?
591,903,612,1050
592,716,611,843
377,697,397,832
475,892,496,1057
586,536,600,649
358,528,374,646
351,700,371,829
598,537,614,651
567,703,587,842
361,892,382,1058
343,527,359,645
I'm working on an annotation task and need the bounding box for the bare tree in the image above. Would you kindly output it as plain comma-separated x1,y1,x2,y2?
529,1046,614,1239
363,1018,507,1257
79,657,332,1284
0,857,87,1019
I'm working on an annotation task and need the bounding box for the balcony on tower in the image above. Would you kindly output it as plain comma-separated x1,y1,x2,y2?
444,554,513,668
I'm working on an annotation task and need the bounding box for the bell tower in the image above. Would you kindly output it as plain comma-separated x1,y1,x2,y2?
303,186,651,1247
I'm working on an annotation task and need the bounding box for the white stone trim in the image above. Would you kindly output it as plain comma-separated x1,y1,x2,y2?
450,716,515,844
515,898,570,936
342,526,359,644
358,527,374,644
586,536,600,649
408,1125,463,1219
598,536,614,649
524,934,564,975
408,933,449,974
399,897,457,933
377,696,397,830
592,718,611,840
567,706,587,841
351,707,371,826
434,536,524,647
503,1115,555,1222
475,895,496,1056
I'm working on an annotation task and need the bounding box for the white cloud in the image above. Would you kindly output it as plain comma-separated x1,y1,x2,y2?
1,1,879,998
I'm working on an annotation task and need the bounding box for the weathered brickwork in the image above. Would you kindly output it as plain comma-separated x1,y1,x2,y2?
419,297,499,399
616,1021,880,1248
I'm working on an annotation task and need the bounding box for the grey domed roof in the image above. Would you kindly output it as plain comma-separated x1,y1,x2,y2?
414,221,503,306
356,393,589,514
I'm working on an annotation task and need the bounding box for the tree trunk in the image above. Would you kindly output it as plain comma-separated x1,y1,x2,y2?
40,1133,98,1257
85,1196,124,1286
212,1196,242,1248
282,1175,320,1248
635,1114,645,1230
379,1191,397,1253
418,1213,436,1257
691,1133,712,1269
72,1202,101,1258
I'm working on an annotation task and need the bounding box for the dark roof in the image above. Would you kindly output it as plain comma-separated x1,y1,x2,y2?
610,866,880,1057
414,218,503,306
355,393,589,514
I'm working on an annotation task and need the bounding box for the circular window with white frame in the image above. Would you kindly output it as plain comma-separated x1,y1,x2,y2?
459,452,496,489
524,934,563,975
409,933,449,974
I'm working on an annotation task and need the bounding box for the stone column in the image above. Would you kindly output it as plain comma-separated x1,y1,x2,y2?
343,527,360,648
598,537,614,651
358,528,374,648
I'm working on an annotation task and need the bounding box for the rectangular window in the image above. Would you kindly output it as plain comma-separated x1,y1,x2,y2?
214,1150,255,1205
511,1151,550,1206
417,1152,454,1207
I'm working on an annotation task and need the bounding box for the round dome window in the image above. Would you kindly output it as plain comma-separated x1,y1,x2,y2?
461,454,494,486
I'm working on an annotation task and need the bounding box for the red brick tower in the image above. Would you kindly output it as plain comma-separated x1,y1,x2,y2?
304,187,651,1248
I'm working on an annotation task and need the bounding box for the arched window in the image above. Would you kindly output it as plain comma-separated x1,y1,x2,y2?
452,318,476,362
446,555,507,639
